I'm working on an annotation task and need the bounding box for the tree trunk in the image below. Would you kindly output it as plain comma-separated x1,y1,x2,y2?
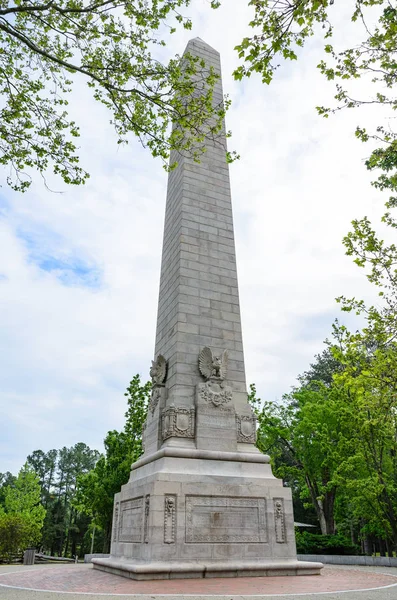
313,494,335,535
305,475,336,535
102,521,111,553
323,490,336,534
90,525,96,554
363,535,371,556
317,506,327,535
64,507,74,557
350,521,356,545
305,476,326,535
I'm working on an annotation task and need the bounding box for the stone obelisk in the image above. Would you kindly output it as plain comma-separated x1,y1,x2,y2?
93,38,321,580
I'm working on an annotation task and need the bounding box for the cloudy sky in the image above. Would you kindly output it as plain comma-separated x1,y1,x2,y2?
0,2,387,474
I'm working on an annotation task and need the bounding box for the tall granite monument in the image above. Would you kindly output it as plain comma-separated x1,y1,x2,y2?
93,38,322,580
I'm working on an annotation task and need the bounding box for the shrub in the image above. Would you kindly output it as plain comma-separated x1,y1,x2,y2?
0,514,30,562
296,531,361,555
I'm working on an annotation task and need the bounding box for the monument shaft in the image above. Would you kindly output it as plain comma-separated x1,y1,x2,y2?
92,38,322,580
145,39,249,456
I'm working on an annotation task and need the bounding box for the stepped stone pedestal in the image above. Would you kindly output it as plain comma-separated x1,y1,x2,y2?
92,38,322,580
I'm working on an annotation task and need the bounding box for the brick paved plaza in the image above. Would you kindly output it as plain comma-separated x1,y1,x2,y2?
0,563,397,599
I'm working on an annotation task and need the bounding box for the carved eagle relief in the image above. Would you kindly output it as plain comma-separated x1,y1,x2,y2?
198,347,228,381
150,354,167,386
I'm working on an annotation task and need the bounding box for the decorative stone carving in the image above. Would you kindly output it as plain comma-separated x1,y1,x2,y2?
141,421,146,453
274,498,286,543
198,380,233,408
186,496,267,543
144,495,150,543
148,387,162,415
162,406,195,441
150,354,167,386
236,414,257,443
113,502,119,542
199,346,228,381
119,497,144,543
164,495,176,544
148,356,167,415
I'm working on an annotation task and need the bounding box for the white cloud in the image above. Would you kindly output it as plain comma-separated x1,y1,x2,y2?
0,2,388,472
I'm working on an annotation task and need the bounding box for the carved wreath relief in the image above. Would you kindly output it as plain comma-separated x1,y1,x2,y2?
236,414,257,443
274,498,286,543
162,406,195,441
199,382,233,408
164,495,176,544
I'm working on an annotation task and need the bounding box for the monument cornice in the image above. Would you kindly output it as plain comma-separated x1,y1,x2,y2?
130,446,270,471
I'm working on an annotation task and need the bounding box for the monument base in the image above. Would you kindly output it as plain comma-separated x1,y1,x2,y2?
91,448,322,579
92,557,322,580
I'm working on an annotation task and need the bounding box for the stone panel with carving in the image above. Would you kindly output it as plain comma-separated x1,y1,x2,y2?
148,387,162,415
119,497,144,543
185,496,267,543
161,406,195,440
112,502,119,542
236,414,257,443
274,498,286,543
144,495,150,543
198,381,233,409
164,495,176,544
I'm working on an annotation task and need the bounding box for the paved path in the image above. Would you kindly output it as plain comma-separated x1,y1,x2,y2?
0,563,396,600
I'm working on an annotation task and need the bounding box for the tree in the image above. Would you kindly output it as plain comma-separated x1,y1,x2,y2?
0,463,46,560
26,444,99,556
250,375,354,535
124,374,151,462
5,463,46,535
0,472,16,509
0,514,30,563
0,0,233,191
236,1,397,552
27,449,57,509
236,2,397,216
75,374,150,552
331,225,397,548
298,347,343,388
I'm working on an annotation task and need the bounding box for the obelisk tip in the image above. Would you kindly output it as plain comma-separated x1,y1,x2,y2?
184,37,220,55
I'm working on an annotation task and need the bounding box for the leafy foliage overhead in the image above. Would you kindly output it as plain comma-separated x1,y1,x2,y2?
0,0,231,190
235,1,397,219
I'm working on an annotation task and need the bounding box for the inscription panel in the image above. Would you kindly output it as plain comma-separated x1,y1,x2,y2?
198,414,235,429
119,497,144,543
185,496,267,543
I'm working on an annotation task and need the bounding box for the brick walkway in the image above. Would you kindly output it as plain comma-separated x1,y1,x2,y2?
0,564,396,596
